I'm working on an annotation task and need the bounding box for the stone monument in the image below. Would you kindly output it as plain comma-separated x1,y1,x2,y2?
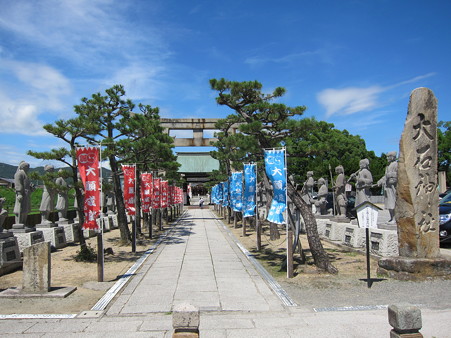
378,88,451,279
377,151,398,223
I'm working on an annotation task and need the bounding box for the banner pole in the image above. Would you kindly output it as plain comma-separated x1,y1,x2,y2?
98,145,104,282
132,164,137,253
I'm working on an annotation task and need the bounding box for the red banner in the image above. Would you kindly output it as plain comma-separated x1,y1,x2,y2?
175,187,182,204
122,165,136,215
141,173,152,212
161,180,168,208
76,147,100,230
168,185,173,206
152,178,161,209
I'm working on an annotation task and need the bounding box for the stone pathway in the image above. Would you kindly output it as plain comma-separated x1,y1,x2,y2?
0,208,448,337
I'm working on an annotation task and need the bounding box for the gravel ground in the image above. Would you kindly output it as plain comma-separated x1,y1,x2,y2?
280,277,451,310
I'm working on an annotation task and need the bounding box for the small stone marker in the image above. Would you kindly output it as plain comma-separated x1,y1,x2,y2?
395,87,439,258
172,302,199,337
388,304,423,337
22,241,51,293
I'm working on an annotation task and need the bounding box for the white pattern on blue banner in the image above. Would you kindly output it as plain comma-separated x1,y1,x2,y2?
264,149,287,224
243,164,256,217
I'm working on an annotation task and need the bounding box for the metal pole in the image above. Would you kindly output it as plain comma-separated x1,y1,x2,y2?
366,227,371,288
132,164,136,253
287,230,294,278
255,163,261,251
98,144,104,282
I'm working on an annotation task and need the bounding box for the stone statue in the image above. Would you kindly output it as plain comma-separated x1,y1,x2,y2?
301,171,315,204
14,161,32,225
334,165,347,217
55,169,69,222
350,158,373,207
0,197,7,232
315,177,328,215
104,177,116,214
74,171,83,221
377,151,398,223
39,165,56,224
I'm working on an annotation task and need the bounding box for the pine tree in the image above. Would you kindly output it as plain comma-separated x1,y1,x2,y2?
210,78,338,273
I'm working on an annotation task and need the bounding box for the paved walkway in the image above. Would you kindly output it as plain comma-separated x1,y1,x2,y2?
0,208,448,337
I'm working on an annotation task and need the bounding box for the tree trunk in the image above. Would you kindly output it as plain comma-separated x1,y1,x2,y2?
109,155,131,242
287,181,338,274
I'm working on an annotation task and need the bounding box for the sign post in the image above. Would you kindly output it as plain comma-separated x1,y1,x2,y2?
355,201,382,288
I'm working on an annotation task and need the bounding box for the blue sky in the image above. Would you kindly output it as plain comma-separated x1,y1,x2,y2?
0,0,449,168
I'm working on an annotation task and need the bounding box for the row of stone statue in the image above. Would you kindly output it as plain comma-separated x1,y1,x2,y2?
12,162,69,227
300,152,398,223
4,161,117,230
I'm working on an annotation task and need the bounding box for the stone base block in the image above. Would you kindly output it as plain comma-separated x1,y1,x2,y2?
324,222,345,241
0,235,22,276
343,224,366,248
173,303,199,331
111,214,118,228
84,229,97,239
62,223,80,243
13,231,44,252
96,217,110,232
368,228,398,257
36,222,57,228
105,216,114,230
315,218,328,236
378,256,451,280
40,227,67,249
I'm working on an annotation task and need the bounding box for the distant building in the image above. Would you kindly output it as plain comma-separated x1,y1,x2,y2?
0,178,14,188
177,152,219,195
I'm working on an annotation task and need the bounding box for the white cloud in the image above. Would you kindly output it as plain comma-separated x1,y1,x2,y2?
245,50,321,66
317,86,383,118
0,0,167,70
316,73,436,118
0,60,73,134
0,92,47,136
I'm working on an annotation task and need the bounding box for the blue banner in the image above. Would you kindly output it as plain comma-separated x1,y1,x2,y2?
222,180,229,207
264,149,287,224
243,164,256,217
230,172,243,212
211,185,218,204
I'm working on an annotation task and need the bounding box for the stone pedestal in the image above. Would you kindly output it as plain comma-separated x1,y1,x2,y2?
84,229,97,239
0,233,22,275
96,217,110,233
388,304,423,337
111,214,118,228
38,227,67,249
12,230,45,253
173,303,199,337
343,225,366,248
56,218,71,226
62,223,80,243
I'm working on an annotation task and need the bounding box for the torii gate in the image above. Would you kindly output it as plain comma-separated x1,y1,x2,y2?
160,118,238,146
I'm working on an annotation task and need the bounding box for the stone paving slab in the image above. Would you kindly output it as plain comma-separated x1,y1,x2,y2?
106,208,283,315
1,207,450,337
